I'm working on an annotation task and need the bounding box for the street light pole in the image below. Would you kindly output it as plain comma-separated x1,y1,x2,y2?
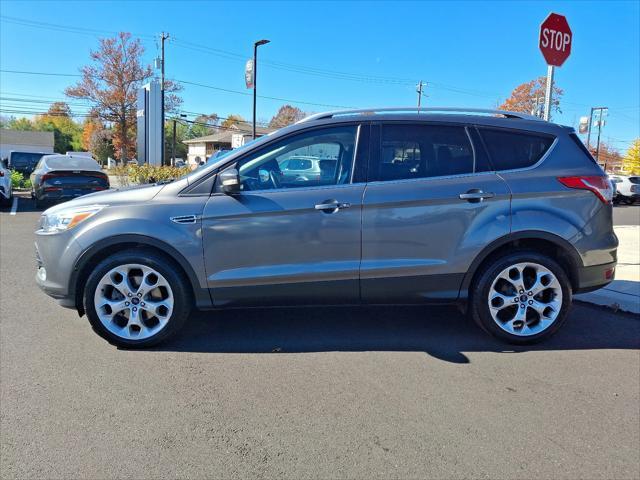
253,39,270,140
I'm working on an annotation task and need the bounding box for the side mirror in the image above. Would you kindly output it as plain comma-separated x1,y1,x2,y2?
219,168,240,194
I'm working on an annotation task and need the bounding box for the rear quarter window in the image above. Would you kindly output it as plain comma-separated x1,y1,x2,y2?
479,128,555,171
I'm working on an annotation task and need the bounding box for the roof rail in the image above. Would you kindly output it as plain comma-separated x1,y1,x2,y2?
298,107,543,123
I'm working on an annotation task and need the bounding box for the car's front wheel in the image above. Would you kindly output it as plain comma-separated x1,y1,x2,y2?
84,250,191,348
470,251,572,344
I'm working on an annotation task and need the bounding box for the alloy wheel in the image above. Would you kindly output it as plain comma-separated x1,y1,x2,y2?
94,263,174,340
488,262,563,337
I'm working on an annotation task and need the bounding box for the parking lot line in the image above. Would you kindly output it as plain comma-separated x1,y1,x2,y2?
10,196,18,215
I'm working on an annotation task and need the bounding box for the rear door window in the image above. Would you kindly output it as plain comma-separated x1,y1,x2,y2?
372,124,487,182
479,128,554,171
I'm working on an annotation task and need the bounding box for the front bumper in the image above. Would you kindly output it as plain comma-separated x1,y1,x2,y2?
34,234,84,309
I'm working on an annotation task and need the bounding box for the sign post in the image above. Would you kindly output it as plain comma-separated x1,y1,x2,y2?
539,13,572,120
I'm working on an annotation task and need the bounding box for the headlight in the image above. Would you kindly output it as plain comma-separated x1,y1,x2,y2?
39,205,107,233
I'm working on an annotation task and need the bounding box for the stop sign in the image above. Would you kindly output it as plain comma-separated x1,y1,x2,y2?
539,13,572,67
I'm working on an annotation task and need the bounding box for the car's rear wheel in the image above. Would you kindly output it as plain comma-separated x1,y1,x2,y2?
470,251,572,344
84,250,191,348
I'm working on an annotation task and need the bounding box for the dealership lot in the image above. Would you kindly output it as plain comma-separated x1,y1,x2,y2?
1,196,639,479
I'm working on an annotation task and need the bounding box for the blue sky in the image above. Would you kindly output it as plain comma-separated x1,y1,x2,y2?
1,0,638,151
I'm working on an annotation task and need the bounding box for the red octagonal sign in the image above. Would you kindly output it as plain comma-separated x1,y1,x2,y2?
539,13,572,67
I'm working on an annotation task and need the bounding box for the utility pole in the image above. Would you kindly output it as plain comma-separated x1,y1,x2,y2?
586,107,594,149
160,32,169,165
252,39,270,139
416,81,423,108
585,107,608,168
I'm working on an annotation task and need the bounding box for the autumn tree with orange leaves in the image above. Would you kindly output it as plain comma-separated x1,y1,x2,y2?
66,32,181,162
499,76,563,119
81,117,101,151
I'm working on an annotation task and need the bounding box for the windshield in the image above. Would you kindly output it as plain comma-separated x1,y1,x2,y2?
45,156,100,170
179,137,265,184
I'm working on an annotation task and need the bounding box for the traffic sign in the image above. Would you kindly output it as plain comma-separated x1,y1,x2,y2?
539,13,572,67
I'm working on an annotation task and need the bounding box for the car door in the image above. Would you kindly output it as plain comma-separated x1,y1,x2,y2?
202,123,368,306
361,122,511,303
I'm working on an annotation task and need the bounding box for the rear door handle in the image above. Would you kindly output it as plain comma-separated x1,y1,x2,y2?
459,189,495,203
315,200,351,212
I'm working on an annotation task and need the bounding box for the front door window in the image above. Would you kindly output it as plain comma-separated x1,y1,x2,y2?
237,125,358,191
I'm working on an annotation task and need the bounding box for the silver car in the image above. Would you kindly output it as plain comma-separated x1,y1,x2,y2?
34,108,618,348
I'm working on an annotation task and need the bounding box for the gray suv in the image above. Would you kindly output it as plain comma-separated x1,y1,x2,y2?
34,108,618,348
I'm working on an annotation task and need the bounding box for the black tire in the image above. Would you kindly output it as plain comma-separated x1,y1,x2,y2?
470,250,572,345
84,249,192,348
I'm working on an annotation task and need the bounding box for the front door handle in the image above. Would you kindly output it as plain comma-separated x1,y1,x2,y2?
459,189,495,203
315,200,351,212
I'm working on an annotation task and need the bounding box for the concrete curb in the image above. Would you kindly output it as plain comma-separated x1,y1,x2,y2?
575,225,639,315
575,286,640,314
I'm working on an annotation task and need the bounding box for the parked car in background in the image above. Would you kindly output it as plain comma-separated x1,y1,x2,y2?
34,107,617,349
0,158,13,206
278,155,342,185
8,151,48,176
610,175,639,205
30,154,109,208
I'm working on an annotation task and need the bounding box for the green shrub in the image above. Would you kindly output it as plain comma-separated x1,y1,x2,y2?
10,170,25,188
113,164,191,185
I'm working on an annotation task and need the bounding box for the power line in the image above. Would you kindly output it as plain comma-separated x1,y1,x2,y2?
0,69,354,109
176,79,353,109
0,14,501,97
0,69,81,77
0,91,272,127
0,15,155,40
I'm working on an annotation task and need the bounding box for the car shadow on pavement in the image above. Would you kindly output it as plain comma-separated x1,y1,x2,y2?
150,303,640,363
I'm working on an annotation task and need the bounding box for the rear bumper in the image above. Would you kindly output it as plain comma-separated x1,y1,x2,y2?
0,185,10,199
574,261,617,294
37,188,106,202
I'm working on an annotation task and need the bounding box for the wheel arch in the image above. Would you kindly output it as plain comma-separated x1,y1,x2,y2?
459,230,583,299
70,234,212,315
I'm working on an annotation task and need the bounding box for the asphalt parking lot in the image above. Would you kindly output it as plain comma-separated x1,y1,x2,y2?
1,194,639,479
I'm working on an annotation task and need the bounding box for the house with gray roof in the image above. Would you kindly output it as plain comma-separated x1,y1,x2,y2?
183,122,274,166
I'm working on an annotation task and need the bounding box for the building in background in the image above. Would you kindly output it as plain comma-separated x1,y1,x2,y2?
0,129,54,160
184,122,273,166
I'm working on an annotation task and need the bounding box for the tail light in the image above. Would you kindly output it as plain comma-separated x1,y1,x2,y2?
0,171,4,177
41,172,63,182
557,176,613,204
42,171,108,183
